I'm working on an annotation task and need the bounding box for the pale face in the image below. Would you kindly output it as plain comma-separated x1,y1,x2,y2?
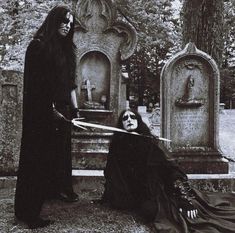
58,12,73,37
122,111,138,131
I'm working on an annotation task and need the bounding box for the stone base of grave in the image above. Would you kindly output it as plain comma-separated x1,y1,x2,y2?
72,130,112,170
78,109,113,124
170,152,229,174
188,173,235,192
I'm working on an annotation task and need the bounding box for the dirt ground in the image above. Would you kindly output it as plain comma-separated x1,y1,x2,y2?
0,187,155,233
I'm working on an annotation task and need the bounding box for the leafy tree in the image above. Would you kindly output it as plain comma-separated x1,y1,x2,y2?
223,0,235,68
116,0,182,107
0,0,73,71
220,68,235,108
182,0,224,68
221,1,235,108
182,0,235,108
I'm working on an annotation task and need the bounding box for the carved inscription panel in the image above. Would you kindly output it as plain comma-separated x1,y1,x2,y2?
172,109,209,148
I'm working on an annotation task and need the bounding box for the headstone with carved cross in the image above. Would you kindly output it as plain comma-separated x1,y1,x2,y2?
81,79,104,109
81,79,96,102
74,0,137,123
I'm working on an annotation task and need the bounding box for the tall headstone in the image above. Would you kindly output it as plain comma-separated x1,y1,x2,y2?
74,0,137,124
72,0,137,171
160,43,228,174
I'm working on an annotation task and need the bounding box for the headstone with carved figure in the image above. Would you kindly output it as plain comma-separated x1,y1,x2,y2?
160,42,228,174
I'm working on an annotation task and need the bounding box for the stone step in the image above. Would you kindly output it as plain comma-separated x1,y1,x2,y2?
72,131,113,138
71,131,112,169
1,172,235,192
72,151,107,169
72,138,110,152
72,131,112,152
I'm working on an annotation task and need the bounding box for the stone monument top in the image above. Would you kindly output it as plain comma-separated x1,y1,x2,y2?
74,0,137,124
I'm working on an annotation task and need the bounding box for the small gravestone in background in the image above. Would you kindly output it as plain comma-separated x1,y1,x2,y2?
0,70,23,175
160,42,228,174
150,106,160,126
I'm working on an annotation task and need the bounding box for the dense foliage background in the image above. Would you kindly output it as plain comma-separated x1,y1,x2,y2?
0,0,234,108
116,0,235,109
115,0,182,108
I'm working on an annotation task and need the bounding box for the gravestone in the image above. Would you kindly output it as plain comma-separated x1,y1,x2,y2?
72,0,137,170
149,107,160,126
74,0,137,125
160,43,228,174
0,70,23,175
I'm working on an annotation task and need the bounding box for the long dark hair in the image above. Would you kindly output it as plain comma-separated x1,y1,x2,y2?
34,5,76,82
34,6,74,43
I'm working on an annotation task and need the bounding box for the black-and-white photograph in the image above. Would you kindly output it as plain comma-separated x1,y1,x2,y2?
0,0,235,232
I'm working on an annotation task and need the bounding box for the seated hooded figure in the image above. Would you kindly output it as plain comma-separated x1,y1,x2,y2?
101,109,235,233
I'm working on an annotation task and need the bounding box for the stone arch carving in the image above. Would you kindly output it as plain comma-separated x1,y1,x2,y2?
79,51,111,109
76,0,116,30
74,0,137,122
75,0,137,61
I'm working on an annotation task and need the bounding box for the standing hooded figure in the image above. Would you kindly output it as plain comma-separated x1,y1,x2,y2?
15,6,79,229
102,109,235,233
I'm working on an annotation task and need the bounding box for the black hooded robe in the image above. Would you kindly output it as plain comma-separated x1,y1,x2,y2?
103,133,235,233
15,38,76,221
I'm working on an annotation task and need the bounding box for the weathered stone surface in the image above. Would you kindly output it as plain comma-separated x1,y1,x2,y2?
74,0,137,123
160,42,228,174
72,0,137,170
188,174,235,192
72,131,112,170
0,70,23,175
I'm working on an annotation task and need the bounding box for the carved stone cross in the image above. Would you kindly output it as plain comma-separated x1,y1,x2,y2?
81,79,96,102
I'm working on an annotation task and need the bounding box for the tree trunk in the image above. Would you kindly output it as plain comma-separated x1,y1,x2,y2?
182,0,224,68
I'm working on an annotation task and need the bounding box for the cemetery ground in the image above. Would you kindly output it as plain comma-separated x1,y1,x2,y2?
0,110,235,233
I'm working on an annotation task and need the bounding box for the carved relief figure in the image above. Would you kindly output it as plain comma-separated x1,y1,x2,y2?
175,75,204,107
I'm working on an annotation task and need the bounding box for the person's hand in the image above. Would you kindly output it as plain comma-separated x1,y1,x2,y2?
178,198,198,219
173,179,198,220
179,208,198,219
71,108,80,119
72,119,87,130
